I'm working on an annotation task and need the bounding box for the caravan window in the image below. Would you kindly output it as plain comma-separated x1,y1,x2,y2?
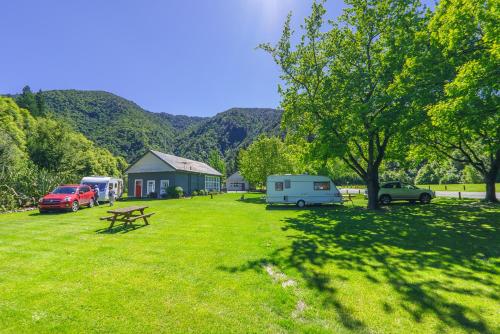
82,182,107,192
275,182,284,191
314,182,330,191
284,179,291,189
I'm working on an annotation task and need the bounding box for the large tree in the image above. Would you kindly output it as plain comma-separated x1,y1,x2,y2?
261,0,427,209
423,0,500,202
208,149,227,181
238,136,296,187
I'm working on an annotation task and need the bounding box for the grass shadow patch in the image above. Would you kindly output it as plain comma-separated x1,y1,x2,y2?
95,223,149,234
221,199,499,332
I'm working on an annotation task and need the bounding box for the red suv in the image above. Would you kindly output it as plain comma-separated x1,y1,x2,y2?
38,184,96,213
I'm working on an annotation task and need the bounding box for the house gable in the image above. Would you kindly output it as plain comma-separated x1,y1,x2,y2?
127,152,175,174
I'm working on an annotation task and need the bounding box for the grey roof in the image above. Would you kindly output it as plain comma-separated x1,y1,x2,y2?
150,150,222,176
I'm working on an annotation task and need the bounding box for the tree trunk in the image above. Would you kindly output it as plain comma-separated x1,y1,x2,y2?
484,168,498,203
366,168,380,210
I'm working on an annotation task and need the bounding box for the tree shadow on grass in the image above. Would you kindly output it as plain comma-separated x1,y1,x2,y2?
220,200,499,332
237,196,267,205
95,223,148,234
29,211,73,216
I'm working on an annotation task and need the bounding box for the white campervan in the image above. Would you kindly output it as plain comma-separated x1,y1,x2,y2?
80,176,123,202
266,174,342,207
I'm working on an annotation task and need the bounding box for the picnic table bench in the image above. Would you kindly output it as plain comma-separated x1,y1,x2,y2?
100,205,154,229
342,193,355,205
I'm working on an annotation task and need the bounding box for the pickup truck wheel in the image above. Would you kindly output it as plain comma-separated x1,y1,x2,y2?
88,198,94,208
296,200,305,208
420,193,431,204
71,201,79,212
380,195,391,205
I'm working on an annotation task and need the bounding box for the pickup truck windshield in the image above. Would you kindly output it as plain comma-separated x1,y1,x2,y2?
53,187,78,194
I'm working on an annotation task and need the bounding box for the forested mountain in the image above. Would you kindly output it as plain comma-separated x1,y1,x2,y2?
176,108,282,172
40,90,177,162
37,90,282,171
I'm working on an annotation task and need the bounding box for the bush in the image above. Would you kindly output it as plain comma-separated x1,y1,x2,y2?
462,165,482,184
175,186,184,198
415,163,440,185
440,172,461,185
167,186,183,198
148,192,157,199
192,190,198,196
0,186,19,212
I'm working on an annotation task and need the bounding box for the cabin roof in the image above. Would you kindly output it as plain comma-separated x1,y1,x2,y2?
148,150,222,176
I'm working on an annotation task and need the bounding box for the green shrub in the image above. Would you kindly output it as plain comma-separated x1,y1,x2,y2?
462,165,482,184
0,186,19,212
192,190,198,196
174,186,184,198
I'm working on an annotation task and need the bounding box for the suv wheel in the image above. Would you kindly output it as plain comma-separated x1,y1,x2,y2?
71,201,79,212
420,193,431,204
88,198,94,208
380,195,391,205
296,200,305,208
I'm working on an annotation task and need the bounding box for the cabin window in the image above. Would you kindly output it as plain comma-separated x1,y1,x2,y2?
284,179,291,189
160,180,169,195
147,180,156,194
314,182,330,191
275,182,284,191
205,175,220,191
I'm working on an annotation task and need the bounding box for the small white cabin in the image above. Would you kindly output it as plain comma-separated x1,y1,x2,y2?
266,174,342,207
226,171,250,191
80,176,123,201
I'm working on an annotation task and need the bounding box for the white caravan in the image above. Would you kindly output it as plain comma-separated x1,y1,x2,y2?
266,174,342,207
80,176,123,202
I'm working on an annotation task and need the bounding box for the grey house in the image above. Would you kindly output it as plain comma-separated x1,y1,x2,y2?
226,171,250,191
126,150,222,198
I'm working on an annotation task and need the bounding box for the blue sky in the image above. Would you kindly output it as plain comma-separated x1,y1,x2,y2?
1,0,434,116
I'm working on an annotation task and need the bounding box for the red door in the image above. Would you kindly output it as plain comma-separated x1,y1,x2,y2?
135,180,142,198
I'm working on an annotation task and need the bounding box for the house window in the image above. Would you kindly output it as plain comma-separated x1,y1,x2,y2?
205,175,220,191
160,180,169,195
275,182,284,191
147,180,156,194
284,179,291,189
314,182,330,191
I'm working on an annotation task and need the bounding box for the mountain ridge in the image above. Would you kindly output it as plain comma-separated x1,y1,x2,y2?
36,89,282,173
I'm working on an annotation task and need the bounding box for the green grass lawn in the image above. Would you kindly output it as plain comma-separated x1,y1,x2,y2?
418,183,500,192
340,183,500,192
0,194,498,333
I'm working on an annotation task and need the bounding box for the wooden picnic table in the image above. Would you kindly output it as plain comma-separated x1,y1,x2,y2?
100,205,154,229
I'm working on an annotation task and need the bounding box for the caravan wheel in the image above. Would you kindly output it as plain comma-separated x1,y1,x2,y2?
296,200,305,208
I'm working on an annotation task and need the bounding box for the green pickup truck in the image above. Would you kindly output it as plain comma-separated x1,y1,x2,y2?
372,181,435,205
